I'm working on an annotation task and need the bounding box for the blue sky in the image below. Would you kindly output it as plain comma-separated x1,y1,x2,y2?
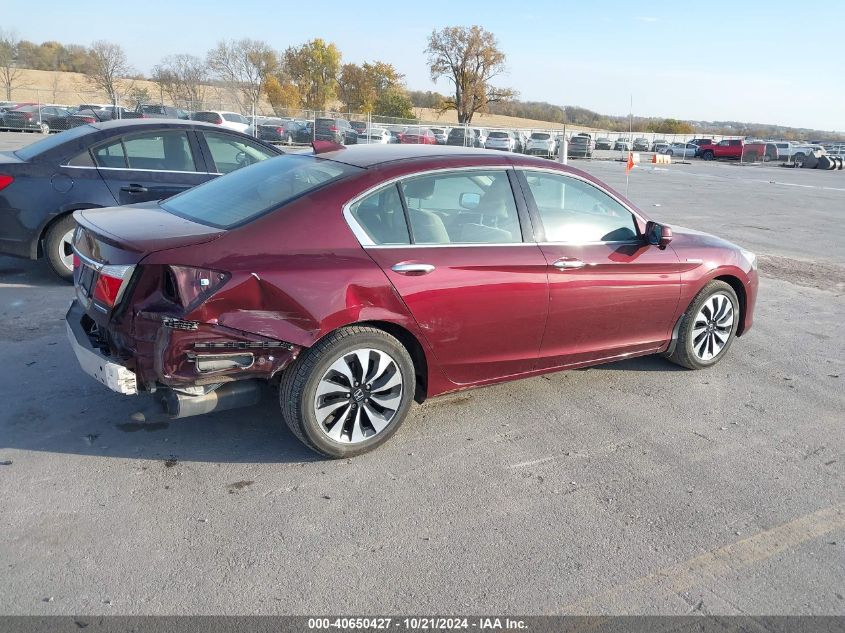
5,0,843,131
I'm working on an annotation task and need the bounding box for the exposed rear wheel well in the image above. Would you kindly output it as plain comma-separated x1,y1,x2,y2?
715,274,747,335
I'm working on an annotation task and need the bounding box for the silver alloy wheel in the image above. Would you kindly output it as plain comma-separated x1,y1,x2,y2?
58,228,75,273
40,122,49,134
313,348,403,444
692,292,734,361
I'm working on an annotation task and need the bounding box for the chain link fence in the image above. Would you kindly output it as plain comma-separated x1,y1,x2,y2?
0,86,764,163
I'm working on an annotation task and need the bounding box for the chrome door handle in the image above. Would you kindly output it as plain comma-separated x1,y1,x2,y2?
552,258,586,270
391,263,435,275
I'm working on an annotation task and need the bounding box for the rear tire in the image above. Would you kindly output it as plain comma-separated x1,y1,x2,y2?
44,214,76,282
702,150,714,161
279,326,416,458
665,281,739,370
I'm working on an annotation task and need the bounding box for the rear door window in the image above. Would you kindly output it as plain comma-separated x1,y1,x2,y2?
399,170,522,245
92,131,198,171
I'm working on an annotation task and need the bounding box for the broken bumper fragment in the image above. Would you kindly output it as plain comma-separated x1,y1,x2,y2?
66,301,138,395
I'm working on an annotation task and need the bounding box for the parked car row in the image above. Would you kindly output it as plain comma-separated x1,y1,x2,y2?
0,102,262,135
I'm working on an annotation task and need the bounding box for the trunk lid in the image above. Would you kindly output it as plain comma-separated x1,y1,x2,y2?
74,203,224,260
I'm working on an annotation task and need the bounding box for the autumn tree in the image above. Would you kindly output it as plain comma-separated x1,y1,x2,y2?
152,54,209,108
86,40,132,104
283,39,341,110
207,39,277,111
264,75,301,115
373,89,415,119
425,25,515,124
648,118,694,134
338,61,404,113
0,29,24,101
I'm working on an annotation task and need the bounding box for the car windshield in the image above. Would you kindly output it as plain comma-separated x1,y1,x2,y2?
160,154,362,229
488,132,509,138
531,133,550,140
14,124,94,160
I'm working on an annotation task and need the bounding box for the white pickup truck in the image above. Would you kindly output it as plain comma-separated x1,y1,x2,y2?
789,144,826,160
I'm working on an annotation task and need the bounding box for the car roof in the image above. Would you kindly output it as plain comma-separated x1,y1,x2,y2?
316,144,519,168
88,118,227,132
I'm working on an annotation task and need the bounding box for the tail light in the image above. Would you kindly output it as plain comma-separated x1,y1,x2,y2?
275,127,284,134
329,125,338,132
93,264,135,308
167,266,229,309
82,116,96,123
0,174,13,191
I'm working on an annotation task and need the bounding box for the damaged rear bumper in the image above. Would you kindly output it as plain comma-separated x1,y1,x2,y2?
66,301,138,395
66,300,303,396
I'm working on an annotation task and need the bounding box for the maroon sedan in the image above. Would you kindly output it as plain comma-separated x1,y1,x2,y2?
66,144,758,458
400,128,437,144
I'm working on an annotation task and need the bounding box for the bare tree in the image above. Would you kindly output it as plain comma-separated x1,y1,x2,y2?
0,29,24,101
425,26,515,124
85,40,132,105
152,54,209,109
206,39,277,112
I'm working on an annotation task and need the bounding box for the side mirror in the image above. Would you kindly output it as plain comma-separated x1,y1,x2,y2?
459,192,481,210
646,221,673,249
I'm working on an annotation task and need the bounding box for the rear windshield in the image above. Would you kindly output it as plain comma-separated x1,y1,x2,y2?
160,154,361,229
530,133,550,140
193,112,221,123
488,132,509,138
14,124,94,160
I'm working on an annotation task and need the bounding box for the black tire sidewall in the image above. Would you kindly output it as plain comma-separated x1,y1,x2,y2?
44,214,76,282
288,330,415,458
681,282,740,369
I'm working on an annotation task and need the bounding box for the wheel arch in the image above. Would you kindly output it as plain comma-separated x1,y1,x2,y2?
348,320,430,404
714,274,748,336
665,273,749,357
35,203,104,258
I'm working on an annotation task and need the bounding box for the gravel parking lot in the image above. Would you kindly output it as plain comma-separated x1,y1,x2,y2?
1,133,843,615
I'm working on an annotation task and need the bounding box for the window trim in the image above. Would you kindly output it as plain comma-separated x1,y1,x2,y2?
516,167,647,245
342,165,531,249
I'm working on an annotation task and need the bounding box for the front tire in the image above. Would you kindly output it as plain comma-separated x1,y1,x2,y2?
44,214,76,282
665,281,739,370
702,150,714,161
279,326,415,458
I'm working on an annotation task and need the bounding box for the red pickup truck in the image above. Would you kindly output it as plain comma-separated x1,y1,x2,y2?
698,139,768,161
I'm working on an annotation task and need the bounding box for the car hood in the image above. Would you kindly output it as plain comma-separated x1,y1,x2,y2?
669,224,741,253
74,203,224,256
